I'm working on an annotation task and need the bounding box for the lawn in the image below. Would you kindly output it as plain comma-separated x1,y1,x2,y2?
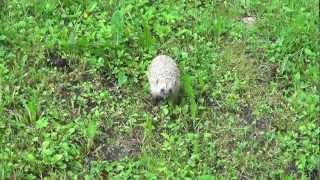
0,0,319,179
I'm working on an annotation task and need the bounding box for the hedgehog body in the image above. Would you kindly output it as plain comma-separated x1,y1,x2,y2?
147,55,180,103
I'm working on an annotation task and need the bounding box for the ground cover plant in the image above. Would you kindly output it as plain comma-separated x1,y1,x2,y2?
0,0,319,179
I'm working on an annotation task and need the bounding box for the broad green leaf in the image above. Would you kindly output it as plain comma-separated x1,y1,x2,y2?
85,119,97,140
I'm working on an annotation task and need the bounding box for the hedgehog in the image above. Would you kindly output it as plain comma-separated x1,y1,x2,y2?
147,55,181,103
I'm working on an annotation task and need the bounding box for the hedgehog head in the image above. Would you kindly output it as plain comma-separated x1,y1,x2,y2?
150,79,173,102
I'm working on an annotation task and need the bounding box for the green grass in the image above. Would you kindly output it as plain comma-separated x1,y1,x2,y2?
0,0,319,179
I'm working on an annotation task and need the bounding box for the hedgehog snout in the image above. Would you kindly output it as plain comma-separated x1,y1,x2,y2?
160,88,165,96
155,96,163,101
152,95,164,104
